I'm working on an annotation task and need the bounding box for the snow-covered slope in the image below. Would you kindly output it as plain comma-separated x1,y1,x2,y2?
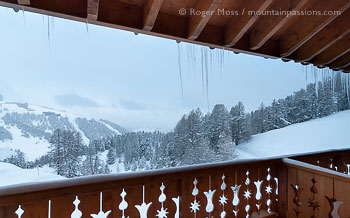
236,110,350,158
0,162,64,186
0,101,128,161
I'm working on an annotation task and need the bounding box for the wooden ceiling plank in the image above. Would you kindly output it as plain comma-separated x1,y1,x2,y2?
187,0,223,40
87,0,99,21
224,0,275,47
343,66,350,73
313,35,350,66
294,9,350,62
17,0,30,5
250,0,311,50
328,53,350,69
279,0,350,57
143,0,164,31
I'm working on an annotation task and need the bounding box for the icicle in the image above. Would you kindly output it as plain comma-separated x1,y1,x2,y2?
186,44,191,79
305,65,308,84
21,7,25,26
51,17,55,32
177,42,184,97
204,47,210,111
86,19,89,35
47,16,51,48
201,47,205,94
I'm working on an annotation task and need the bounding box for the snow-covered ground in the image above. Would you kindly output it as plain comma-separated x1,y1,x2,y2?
0,110,349,187
236,110,350,158
0,162,64,186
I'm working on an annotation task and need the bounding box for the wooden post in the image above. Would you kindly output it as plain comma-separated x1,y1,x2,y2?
278,163,288,218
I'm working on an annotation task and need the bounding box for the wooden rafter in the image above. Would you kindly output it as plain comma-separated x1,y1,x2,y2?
224,0,274,47
343,66,350,73
328,53,350,69
313,35,350,66
143,0,163,31
87,0,99,21
17,0,30,5
187,0,222,40
249,0,310,50
294,9,350,62
0,0,348,73
279,0,350,57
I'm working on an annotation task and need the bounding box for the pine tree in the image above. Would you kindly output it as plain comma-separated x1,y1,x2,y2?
107,146,116,165
205,104,230,151
48,129,66,176
229,102,251,145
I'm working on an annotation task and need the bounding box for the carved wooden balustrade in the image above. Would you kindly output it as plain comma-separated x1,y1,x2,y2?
291,149,350,175
0,149,349,218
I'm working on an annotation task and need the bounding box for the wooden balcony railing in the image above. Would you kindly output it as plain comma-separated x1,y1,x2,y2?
0,149,349,218
291,149,350,175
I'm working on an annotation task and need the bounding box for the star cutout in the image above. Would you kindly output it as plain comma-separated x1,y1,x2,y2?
244,190,251,199
156,207,168,218
190,200,200,213
219,194,228,206
265,185,273,194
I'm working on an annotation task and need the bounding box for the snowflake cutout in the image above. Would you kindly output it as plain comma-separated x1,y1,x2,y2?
219,194,228,206
156,207,168,218
190,200,200,213
265,185,272,194
244,190,251,199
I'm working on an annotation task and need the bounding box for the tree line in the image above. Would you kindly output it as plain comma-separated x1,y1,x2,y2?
4,73,350,176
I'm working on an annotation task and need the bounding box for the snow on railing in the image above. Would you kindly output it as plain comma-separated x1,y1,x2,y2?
0,158,281,218
1,149,350,218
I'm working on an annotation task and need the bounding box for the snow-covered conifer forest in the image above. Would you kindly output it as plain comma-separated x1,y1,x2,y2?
1,72,350,181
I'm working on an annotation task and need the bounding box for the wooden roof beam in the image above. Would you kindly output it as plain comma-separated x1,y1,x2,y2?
343,66,350,73
224,0,275,47
313,35,350,66
328,53,350,70
88,0,99,21
279,0,350,57
294,9,350,62
17,0,30,5
143,0,164,31
249,0,310,50
187,0,222,40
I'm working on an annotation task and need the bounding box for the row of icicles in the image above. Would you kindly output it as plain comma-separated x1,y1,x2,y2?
15,8,350,110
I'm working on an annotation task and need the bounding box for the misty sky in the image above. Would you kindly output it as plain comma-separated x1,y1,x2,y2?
0,7,311,132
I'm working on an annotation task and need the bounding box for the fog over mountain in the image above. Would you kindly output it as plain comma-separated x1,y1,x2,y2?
0,100,128,160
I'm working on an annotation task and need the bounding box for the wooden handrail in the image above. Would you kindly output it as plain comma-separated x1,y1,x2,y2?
0,148,349,217
283,158,350,182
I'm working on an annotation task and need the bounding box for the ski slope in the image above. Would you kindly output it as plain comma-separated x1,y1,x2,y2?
0,101,126,161
236,110,350,158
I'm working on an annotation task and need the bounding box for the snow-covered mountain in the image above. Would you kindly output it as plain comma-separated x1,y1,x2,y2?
0,101,128,161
